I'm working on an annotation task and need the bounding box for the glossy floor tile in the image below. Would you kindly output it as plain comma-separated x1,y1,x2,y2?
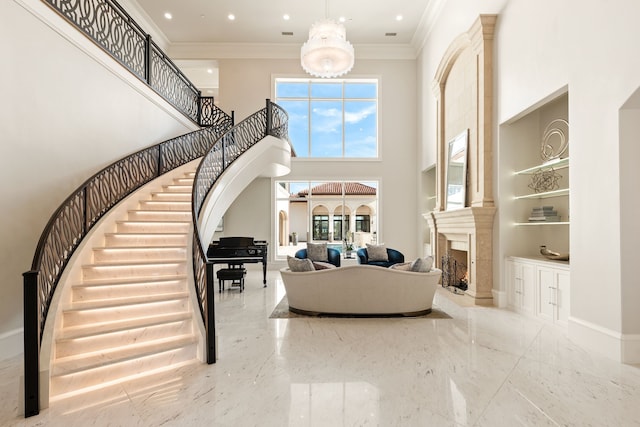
2,268,640,426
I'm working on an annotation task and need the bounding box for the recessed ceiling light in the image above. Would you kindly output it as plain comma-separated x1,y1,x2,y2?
283,14,290,20
164,12,172,20
228,13,235,21
396,15,403,21
207,69,213,74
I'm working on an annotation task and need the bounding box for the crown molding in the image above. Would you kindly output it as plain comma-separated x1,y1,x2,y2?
168,42,419,61
411,0,447,54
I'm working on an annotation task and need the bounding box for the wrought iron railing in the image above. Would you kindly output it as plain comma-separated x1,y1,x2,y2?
22,111,233,418
192,100,289,364
41,0,216,126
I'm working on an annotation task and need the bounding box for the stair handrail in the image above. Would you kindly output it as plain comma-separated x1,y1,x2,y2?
22,109,233,418
191,100,289,364
41,0,218,126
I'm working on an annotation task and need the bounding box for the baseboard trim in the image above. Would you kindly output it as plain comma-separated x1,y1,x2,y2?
492,289,508,308
0,328,23,361
568,316,640,363
621,333,640,364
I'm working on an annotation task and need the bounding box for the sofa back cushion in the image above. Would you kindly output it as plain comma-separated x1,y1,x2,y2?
287,256,315,272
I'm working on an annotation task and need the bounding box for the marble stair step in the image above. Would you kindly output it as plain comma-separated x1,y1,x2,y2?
127,209,192,221
151,192,191,201
58,311,192,341
81,260,187,281
55,318,194,358
138,200,191,211
115,220,191,234
50,336,198,397
68,291,189,311
72,276,187,301
92,246,187,263
161,184,193,193
173,178,194,186
104,232,188,247
63,295,190,327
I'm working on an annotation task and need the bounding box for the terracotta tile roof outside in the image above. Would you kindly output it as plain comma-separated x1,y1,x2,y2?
294,182,377,197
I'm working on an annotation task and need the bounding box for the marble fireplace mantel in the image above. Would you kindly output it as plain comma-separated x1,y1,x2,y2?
427,207,496,305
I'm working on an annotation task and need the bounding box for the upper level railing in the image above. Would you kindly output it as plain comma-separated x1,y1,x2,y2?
42,0,217,126
191,100,289,364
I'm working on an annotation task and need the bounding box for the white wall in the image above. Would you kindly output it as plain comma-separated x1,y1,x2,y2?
215,58,420,260
0,0,198,355
418,0,640,361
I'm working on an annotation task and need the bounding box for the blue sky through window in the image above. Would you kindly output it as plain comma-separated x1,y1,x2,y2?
275,79,377,158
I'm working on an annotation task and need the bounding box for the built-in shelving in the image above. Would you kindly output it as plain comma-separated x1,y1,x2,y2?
515,188,569,200
515,221,569,226
515,157,569,175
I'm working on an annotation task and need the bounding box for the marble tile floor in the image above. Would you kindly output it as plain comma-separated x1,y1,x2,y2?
2,268,640,426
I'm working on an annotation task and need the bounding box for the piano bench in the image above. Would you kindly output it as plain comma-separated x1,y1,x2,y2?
217,267,246,292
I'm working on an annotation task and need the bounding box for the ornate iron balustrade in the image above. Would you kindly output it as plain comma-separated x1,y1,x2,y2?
191,100,289,364
23,113,233,418
42,0,215,126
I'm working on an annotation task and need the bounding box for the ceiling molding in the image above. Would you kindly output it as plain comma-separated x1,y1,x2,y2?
411,0,447,54
168,42,419,61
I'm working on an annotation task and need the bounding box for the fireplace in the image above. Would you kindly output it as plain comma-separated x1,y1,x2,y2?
426,207,495,305
426,15,497,305
442,250,468,293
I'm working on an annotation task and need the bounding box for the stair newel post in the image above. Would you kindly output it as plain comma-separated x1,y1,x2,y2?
23,271,40,417
205,261,216,363
265,99,272,137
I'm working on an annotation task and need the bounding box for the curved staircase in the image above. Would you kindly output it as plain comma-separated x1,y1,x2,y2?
49,169,200,401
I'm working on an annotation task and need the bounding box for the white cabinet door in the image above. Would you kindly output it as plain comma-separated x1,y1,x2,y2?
536,267,556,322
506,259,536,315
520,262,536,316
555,270,570,327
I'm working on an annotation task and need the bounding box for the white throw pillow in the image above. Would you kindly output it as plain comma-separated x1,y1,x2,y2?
287,256,315,272
306,242,328,262
410,256,434,272
366,243,388,262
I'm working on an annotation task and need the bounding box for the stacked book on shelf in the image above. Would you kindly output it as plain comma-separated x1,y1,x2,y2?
528,206,560,222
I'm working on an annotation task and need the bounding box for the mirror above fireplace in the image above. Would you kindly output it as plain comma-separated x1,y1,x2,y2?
445,129,468,211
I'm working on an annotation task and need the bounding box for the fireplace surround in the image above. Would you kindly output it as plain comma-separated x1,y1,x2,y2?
426,15,497,305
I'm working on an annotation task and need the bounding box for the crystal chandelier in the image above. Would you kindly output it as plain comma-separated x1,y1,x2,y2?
300,3,354,78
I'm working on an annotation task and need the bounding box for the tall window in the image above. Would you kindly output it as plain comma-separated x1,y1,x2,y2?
275,79,378,158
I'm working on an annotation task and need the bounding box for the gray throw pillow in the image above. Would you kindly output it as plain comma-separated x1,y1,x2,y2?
410,256,434,272
287,256,315,272
366,243,388,262
306,242,328,262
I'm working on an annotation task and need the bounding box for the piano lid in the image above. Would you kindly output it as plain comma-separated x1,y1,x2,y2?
215,236,255,247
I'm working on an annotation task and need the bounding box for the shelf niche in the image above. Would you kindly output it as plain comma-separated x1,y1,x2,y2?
499,90,570,260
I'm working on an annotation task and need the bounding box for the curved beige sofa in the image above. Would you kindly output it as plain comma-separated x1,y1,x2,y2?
279,265,442,316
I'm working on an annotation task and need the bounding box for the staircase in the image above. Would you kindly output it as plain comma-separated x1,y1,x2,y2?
49,170,200,401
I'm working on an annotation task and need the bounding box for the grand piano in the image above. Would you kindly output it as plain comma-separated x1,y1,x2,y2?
207,236,268,286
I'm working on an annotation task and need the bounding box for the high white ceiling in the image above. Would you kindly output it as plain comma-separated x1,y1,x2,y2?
135,0,432,45
131,0,434,96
